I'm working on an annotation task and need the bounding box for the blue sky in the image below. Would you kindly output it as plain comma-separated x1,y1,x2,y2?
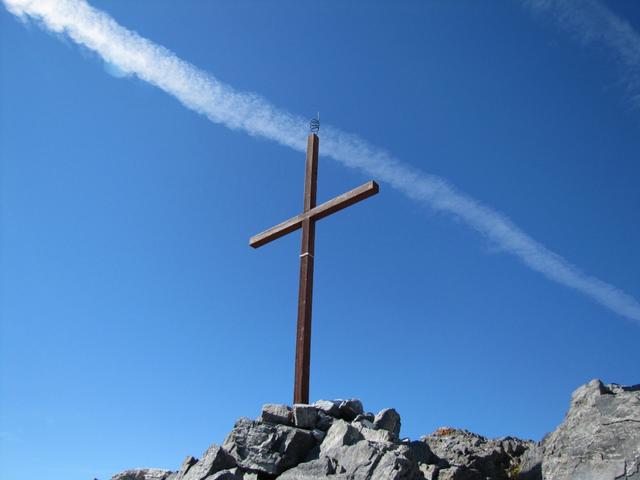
1,1,639,479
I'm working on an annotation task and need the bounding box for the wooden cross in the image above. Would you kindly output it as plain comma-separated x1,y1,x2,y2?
250,132,379,404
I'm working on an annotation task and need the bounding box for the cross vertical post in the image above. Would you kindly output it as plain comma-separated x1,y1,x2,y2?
250,124,378,405
294,133,318,404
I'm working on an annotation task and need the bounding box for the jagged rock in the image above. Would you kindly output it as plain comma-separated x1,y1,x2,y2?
277,457,338,479
316,410,335,431
338,399,364,421
179,444,235,480
518,443,542,480
366,443,418,479
373,408,401,438
314,400,341,418
222,417,315,476
354,418,375,430
405,440,435,465
319,419,364,456
353,421,394,444
292,404,317,429
112,469,172,480
421,428,531,479
176,456,197,478
260,403,292,426
540,379,640,480
353,413,375,429
322,440,418,480
205,468,258,480
207,468,239,480
113,380,639,480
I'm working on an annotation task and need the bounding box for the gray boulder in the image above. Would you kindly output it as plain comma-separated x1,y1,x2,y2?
324,440,418,480
422,428,531,479
374,408,401,438
353,413,375,429
540,379,640,480
338,399,364,421
366,443,418,479
405,439,436,465
292,404,318,429
112,469,173,480
180,444,235,480
315,410,335,431
518,442,543,480
319,419,364,457
277,457,339,479
176,456,197,478
206,468,240,480
282,440,417,480
353,421,395,444
222,417,315,476
260,403,292,426
314,400,341,418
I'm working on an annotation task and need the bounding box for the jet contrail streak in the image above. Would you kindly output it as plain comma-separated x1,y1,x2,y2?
524,0,640,108
4,0,639,323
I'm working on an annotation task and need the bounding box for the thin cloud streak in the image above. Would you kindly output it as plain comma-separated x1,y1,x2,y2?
4,0,640,323
525,0,640,108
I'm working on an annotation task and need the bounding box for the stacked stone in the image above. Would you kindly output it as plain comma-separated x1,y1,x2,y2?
111,398,532,480
111,380,640,480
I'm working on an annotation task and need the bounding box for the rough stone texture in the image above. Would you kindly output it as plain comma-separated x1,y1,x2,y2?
319,419,364,457
338,399,364,422
405,440,435,466
518,443,543,480
112,380,640,480
277,457,338,479
292,404,317,429
540,379,640,480
206,468,258,480
179,444,235,480
353,418,375,430
366,443,418,480
353,413,375,429
373,408,401,438
353,422,394,444
222,418,315,476
176,456,197,479
323,440,418,480
422,428,531,480
112,469,172,480
206,468,240,480
315,410,335,431
314,400,340,418
261,404,292,426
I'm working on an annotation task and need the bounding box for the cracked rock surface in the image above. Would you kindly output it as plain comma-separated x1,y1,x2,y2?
111,380,639,480
538,379,640,480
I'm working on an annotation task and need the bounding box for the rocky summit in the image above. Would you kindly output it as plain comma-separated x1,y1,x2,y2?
112,380,639,480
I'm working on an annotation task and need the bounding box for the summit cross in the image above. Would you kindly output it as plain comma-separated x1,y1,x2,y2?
250,130,379,404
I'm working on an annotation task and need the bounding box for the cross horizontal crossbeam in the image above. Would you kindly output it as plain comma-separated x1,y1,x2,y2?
249,180,379,249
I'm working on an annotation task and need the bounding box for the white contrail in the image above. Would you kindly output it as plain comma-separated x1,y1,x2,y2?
524,0,640,108
4,0,640,323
